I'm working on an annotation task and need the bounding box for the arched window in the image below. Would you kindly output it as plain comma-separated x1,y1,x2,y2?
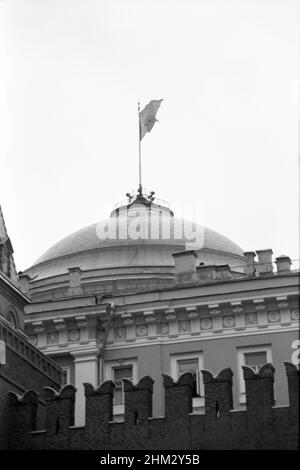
6,308,18,329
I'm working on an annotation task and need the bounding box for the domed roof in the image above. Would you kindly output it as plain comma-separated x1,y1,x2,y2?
35,220,243,265
26,199,245,280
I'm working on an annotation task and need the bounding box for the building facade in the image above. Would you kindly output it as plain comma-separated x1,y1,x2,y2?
0,206,63,449
21,191,299,427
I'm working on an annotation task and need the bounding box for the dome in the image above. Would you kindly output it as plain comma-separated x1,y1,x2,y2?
25,196,245,282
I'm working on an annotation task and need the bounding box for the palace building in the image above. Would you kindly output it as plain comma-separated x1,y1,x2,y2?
17,189,299,428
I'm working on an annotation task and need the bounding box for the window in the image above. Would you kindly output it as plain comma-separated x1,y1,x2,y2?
104,359,137,418
112,365,133,406
177,358,200,398
0,340,6,365
170,352,204,410
6,309,18,329
244,351,267,372
61,367,71,385
237,345,272,402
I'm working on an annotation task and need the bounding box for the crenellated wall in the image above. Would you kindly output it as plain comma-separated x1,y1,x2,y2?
8,362,299,450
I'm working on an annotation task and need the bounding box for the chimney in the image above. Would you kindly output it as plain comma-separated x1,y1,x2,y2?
215,265,231,280
275,255,292,273
243,252,256,276
68,267,83,296
173,250,198,283
18,273,31,296
256,249,273,275
196,265,217,282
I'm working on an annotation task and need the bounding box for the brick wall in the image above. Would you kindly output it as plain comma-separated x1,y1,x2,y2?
7,362,299,450
0,318,63,449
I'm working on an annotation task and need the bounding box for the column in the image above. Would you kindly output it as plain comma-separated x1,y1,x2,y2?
71,348,100,426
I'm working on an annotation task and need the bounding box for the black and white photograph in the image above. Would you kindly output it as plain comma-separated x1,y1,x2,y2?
0,0,299,459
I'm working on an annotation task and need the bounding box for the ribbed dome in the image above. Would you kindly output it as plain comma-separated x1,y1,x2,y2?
26,201,245,280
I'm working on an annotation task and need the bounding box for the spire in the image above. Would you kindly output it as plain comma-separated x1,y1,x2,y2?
0,205,19,287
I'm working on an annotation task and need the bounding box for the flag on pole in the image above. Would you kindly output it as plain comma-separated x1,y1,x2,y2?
139,99,163,141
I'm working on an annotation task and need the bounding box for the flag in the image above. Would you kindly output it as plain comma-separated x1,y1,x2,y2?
139,99,163,141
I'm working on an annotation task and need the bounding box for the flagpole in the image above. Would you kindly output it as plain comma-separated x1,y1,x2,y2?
138,101,142,195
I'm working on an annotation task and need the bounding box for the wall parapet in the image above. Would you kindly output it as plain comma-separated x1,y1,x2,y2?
8,362,299,450
0,316,63,386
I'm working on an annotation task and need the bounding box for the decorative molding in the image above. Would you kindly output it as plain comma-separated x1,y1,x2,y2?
33,326,45,333
255,304,266,311
145,315,156,323
208,304,219,309
232,306,243,314
47,331,58,345
145,317,155,323
208,304,221,316
103,324,300,351
165,309,176,321
32,321,45,334
212,315,223,332
136,325,148,337
143,310,154,317
178,320,191,333
210,309,221,316
291,309,299,321
75,315,87,322
185,307,198,319
280,309,292,325
114,327,127,340
121,313,132,319
28,335,38,346
53,319,66,331
158,322,169,335
187,311,199,319
68,329,81,342
278,301,289,309
77,320,88,328
268,311,281,323
245,313,258,326
200,318,213,330
222,315,235,328
166,313,176,321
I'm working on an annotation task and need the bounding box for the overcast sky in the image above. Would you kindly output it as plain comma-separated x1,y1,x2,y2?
0,0,298,271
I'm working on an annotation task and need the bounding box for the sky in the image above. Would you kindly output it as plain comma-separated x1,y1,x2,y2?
0,0,299,271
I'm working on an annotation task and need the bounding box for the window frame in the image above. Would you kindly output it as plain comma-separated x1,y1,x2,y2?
104,358,138,416
237,344,272,403
170,352,204,409
6,307,18,330
0,340,6,365
61,366,71,385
